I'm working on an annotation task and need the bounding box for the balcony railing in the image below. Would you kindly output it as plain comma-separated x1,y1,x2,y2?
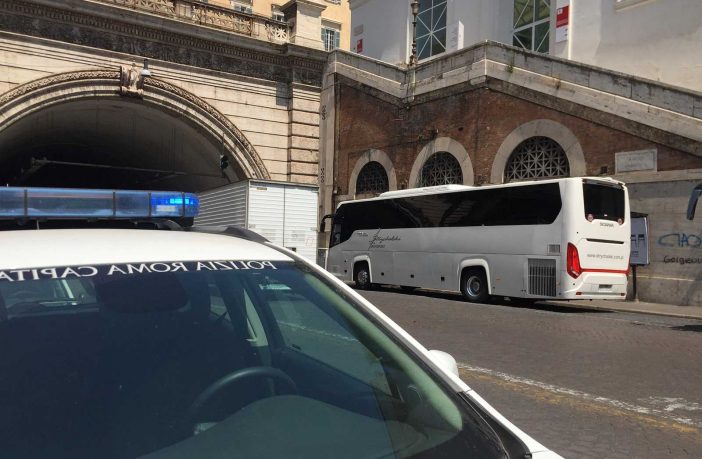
98,0,289,43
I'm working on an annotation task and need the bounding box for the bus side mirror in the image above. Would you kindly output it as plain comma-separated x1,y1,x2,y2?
319,214,333,232
687,185,702,220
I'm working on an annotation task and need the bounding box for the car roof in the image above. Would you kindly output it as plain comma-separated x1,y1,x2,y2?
0,229,293,270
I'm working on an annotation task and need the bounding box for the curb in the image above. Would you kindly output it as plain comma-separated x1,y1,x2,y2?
542,300,702,321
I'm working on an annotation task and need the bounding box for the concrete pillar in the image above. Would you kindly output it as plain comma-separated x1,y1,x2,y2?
287,82,321,184
317,59,337,248
281,0,328,50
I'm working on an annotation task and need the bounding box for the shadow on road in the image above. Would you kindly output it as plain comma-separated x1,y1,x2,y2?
670,324,702,333
363,285,611,315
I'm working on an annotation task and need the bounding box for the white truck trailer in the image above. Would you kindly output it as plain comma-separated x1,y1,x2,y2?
195,180,319,262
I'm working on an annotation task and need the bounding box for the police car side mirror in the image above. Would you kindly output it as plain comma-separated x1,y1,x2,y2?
428,349,459,378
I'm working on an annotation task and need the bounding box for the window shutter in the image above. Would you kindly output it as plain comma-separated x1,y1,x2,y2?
334,31,340,49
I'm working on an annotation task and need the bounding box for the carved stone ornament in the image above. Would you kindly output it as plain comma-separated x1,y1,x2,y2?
1,0,325,86
0,70,119,107
120,62,144,97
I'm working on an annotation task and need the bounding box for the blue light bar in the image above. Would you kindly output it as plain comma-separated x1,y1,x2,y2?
151,192,199,218
0,187,199,219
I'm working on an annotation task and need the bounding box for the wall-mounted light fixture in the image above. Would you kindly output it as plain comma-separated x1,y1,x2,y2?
409,0,420,67
141,58,151,77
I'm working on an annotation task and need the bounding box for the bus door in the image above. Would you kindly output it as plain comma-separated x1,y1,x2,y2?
321,214,348,278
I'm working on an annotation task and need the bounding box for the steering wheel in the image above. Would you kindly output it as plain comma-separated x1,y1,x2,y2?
187,366,297,429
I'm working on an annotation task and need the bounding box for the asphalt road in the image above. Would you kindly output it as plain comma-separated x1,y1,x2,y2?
358,287,702,459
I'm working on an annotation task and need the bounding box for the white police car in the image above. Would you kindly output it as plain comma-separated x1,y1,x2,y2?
0,187,561,459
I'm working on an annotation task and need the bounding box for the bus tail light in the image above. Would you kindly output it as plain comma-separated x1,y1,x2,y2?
567,243,582,279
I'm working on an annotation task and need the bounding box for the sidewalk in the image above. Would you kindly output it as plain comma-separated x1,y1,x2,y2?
543,299,702,320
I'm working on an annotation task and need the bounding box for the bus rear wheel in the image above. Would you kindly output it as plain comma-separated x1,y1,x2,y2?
354,262,372,290
461,268,489,303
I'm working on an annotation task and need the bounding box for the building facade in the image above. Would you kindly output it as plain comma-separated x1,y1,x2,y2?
207,0,351,51
319,43,702,306
349,0,702,92
0,0,338,190
2,0,702,306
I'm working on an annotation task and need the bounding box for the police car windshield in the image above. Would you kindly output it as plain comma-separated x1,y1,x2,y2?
0,260,507,459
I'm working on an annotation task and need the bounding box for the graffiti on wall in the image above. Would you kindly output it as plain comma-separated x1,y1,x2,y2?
658,232,702,248
657,232,702,265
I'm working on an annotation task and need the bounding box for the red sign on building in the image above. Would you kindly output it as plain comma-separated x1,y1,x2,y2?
556,1,570,42
556,5,570,28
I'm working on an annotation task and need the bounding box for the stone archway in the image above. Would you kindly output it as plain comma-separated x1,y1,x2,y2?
408,137,473,187
348,149,397,197
0,69,269,189
491,119,586,184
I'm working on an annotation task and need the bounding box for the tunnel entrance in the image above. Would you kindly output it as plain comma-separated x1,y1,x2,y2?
0,70,269,192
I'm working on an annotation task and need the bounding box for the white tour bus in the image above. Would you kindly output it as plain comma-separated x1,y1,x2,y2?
323,177,630,303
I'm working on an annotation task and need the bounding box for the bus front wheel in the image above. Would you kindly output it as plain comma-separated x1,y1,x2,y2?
354,262,372,290
461,268,489,303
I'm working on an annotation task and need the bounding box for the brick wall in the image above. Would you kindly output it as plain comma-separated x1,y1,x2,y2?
336,84,702,200
333,81,702,305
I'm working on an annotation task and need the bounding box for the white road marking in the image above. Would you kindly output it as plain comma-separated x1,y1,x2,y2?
458,363,702,429
641,396,702,413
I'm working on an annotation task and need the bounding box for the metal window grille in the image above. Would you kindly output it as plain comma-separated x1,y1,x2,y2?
528,258,557,297
513,0,551,53
417,152,463,187
356,161,389,195
416,0,447,60
504,136,569,182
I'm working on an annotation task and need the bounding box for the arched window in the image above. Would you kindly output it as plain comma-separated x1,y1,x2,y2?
417,152,463,187
356,161,389,195
504,136,569,182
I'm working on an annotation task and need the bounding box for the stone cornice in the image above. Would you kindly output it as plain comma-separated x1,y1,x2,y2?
327,44,702,156
334,65,701,158
330,43,702,118
0,0,326,84
487,78,702,157
282,0,328,12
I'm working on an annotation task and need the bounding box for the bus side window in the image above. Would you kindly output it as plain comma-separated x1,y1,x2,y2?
331,223,342,246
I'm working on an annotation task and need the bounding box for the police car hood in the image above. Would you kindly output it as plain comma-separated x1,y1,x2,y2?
0,229,293,270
